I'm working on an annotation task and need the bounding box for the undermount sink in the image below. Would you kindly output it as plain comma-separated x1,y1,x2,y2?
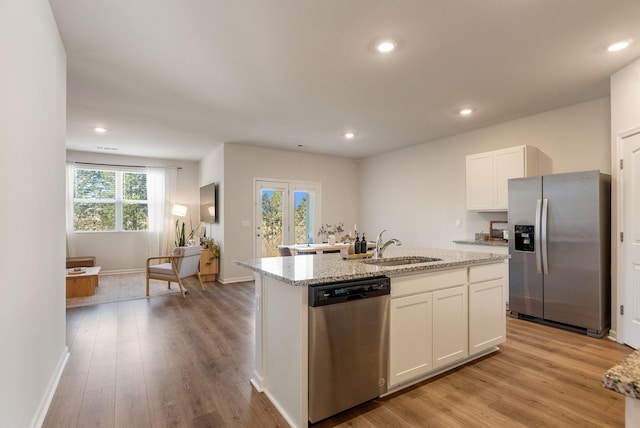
361,256,442,267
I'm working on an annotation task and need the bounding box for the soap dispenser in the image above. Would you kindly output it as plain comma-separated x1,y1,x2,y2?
360,233,367,254
354,234,361,254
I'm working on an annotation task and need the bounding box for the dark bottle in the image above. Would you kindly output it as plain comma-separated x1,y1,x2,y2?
354,234,361,254
360,233,367,254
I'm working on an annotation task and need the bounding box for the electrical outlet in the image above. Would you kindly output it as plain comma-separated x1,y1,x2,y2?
455,219,461,227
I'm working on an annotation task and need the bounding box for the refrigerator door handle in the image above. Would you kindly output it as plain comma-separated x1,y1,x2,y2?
535,198,542,274
541,198,549,275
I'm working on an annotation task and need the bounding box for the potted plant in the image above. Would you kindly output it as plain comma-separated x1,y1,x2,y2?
175,220,187,247
175,220,202,247
201,236,220,265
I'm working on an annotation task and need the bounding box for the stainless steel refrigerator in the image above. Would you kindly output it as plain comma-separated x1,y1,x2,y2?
508,170,611,338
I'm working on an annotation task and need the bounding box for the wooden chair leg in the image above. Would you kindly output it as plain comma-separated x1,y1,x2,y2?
167,281,171,289
196,272,205,291
146,274,150,297
176,279,187,299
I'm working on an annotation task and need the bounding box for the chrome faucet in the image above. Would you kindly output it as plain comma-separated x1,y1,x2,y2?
374,229,402,259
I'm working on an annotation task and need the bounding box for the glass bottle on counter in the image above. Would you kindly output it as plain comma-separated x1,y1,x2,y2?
354,234,361,254
360,233,367,254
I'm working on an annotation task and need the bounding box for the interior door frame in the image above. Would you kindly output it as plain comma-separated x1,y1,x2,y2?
253,177,322,258
616,125,640,346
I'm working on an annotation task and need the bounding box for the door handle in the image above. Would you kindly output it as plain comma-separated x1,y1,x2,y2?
541,198,549,275
535,198,542,274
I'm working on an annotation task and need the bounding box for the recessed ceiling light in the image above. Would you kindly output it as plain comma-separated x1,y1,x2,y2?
344,132,356,139
93,126,108,133
607,40,632,52
458,108,475,116
376,40,396,53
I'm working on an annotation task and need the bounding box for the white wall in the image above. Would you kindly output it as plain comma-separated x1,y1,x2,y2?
66,150,200,272
200,144,225,272
359,98,611,252
219,144,360,282
610,56,640,340
0,1,67,426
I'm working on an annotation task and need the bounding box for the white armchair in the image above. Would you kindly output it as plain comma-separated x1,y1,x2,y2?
146,246,204,299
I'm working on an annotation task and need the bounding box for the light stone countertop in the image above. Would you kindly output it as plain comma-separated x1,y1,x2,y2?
453,239,509,247
236,247,509,287
603,350,640,398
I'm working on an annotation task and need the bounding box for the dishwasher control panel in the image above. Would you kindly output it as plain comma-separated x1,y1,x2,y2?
309,276,390,307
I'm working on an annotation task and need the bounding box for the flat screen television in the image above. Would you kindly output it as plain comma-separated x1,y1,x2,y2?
200,183,217,223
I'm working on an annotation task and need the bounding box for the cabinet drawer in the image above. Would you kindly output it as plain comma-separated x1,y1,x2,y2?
391,268,466,298
469,263,504,284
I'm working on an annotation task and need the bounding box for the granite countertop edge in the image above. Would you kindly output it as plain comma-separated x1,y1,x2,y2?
453,239,509,247
603,349,640,399
236,247,509,287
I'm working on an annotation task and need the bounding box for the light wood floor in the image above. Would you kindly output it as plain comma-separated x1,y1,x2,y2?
45,278,633,427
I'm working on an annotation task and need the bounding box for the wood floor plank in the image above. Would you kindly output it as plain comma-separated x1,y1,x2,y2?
44,277,633,428
76,386,116,427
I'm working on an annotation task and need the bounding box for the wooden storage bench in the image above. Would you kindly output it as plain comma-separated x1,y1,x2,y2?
66,256,96,269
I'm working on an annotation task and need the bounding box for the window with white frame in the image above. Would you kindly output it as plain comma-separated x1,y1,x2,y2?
72,167,149,232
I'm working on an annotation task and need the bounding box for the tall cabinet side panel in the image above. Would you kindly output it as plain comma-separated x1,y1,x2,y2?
599,173,612,329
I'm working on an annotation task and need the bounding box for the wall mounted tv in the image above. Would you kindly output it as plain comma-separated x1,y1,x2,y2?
200,183,217,223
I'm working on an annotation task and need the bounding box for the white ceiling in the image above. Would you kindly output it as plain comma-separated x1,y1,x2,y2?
50,0,640,161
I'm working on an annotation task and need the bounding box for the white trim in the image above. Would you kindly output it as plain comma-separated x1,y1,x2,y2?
616,125,640,345
100,268,145,275
219,275,255,284
30,347,69,428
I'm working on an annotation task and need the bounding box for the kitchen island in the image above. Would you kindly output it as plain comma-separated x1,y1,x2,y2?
237,248,509,427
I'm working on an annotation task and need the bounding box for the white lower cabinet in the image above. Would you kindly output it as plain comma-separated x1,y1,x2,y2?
389,292,433,387
389,263,505,390
433,285,468,369
469,265,506,355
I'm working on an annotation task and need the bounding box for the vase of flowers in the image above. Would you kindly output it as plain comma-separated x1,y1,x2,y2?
317,222,344,243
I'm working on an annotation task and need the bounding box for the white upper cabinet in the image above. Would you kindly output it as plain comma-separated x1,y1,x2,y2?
466,145,538,211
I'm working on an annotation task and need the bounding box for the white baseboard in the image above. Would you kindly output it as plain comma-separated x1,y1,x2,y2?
219,275,255,284
30,346,69,428
100,268,145,275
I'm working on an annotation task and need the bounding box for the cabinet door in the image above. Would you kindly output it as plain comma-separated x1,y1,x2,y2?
466,152,494,210
469,279,506,354
433,285,468,369
494,146,525,209
199,249,219,279
389,292,433,387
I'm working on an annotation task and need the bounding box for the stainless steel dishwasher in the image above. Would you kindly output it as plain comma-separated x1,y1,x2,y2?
308,276,390,424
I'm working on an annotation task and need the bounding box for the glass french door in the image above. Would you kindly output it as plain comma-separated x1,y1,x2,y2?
254,180,320,257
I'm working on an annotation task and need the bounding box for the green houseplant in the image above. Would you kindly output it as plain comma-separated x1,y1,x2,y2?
175,220,187,247
201,236,220,265
175,220,202,248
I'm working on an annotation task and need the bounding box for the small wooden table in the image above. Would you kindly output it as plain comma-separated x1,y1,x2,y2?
66,266,101,298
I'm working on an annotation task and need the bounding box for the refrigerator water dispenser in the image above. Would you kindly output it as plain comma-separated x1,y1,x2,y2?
514,225,535,252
